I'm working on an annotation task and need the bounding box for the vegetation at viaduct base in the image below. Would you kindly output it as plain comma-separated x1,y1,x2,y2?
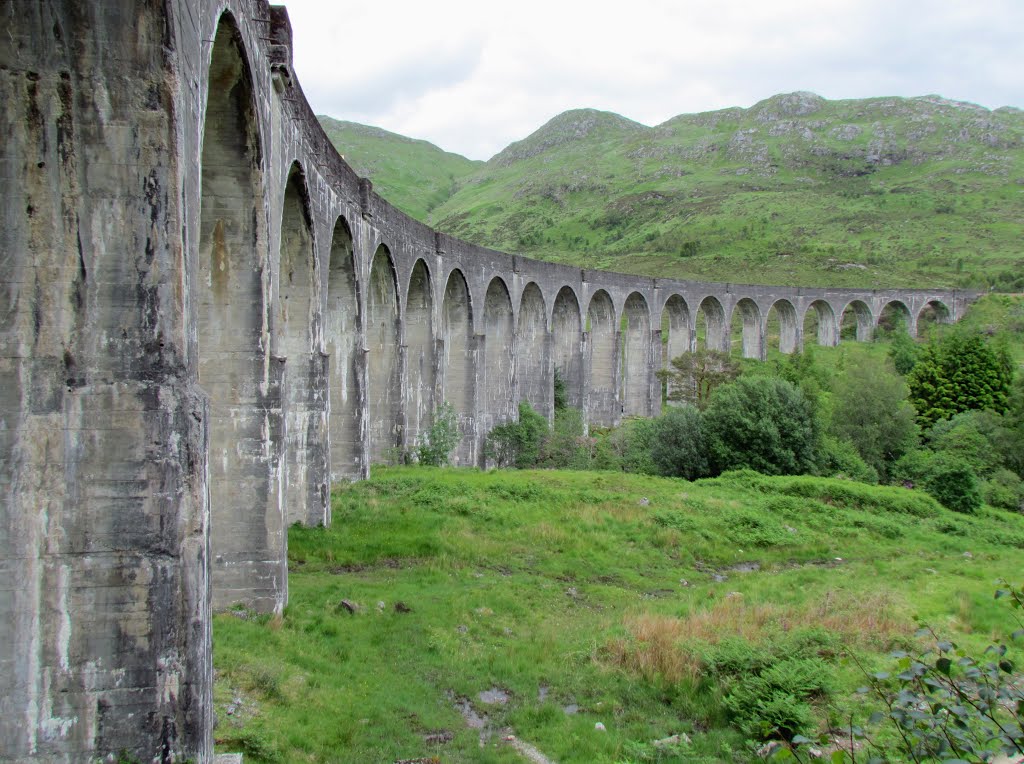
214,295,1024,762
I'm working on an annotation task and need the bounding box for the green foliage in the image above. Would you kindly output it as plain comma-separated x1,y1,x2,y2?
895,450,983,514
416,401,461,466
485,401,548,468
649,405,709,480
553,367,569,411
983,468,1024,512
829,355,918,480
850,582,1024,763
818,435,879,484
540,407,591,469
925,411,1004,477
888,324,920,375
592,418,659,475
907,331,1015,428
656,349,741,409
703,377,822,476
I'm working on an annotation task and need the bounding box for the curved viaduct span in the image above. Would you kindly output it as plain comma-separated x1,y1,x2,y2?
0,0,976,760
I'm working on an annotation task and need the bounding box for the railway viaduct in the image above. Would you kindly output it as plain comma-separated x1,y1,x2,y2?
0,0,976,759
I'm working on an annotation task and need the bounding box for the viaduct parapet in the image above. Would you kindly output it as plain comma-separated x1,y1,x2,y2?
0,1,977,760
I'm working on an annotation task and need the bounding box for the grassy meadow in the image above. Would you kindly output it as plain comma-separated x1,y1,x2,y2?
213,467,1024,763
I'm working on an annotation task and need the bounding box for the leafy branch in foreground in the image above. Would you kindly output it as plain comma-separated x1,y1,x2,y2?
777,582,1024,764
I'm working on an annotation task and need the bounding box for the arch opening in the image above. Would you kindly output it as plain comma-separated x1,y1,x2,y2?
367,246,401,463
840,300,873,342
441,270,474,465
803,300,837,348
552,287,584,411
586,290,617,427
765,299,798,355
918,300,951,336
405,260,435,449
695,296,727,353
482,278,515,461
326,216,361,481
878,300,912,338
198,14,283,611
729,298,763,359
517,283,550,417
621,293,652,416
277,164,322,527
660,295,691,405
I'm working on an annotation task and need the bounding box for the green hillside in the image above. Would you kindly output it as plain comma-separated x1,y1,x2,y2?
214,467,1024,762
318,116,482,220
320,94,1024,289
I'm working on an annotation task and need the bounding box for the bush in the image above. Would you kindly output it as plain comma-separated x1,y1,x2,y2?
592,418,658,475
485,401,548,468
983,468,1024,512
723,657,833,741
818,435,879,484
894,450,983,514
540,407,591,469
416,401,461,466
649,405,709,480
829,356,918,480
704,377,822,476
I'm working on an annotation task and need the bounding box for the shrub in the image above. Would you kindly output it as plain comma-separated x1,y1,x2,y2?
416,401,461,466
704,377,821,476
540,407,590,469
723,657,833,741
485,401,548,468
649,405,709,480
926,411,1003,477
818,435,879,484
894,450,983,514
829,356,918,480
984,468,1024,512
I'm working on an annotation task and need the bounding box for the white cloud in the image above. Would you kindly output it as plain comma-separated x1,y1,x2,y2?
282,0,1024,160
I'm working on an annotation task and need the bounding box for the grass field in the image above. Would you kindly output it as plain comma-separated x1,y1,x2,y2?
213,467,1024,763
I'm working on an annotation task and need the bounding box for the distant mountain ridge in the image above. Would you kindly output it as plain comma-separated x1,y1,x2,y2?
318,93,1024,290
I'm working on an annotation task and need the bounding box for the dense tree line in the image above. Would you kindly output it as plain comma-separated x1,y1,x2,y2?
483,327,1024,515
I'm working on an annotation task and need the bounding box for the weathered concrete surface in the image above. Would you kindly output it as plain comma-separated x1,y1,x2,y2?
0,0,978,760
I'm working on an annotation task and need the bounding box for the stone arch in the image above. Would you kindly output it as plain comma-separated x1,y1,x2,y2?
482,277,515,461
405,259,435,453
622,292,652,415
696,295,727,352
586,289,618,426
661,295,691,361
918,299,951,335
517,282,550,416
367,245,401,463
551,286,584,411
840,300,873,342
803,300,838,347
277,163,322,528
730,297,763,359
766,299,799,354
198,12,284,612
326,215,361,481
441,269,475,465
878,300,913,337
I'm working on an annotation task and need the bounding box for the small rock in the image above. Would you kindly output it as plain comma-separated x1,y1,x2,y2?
963,551,973,559
504,734,516,741
456,624,468,634
711,573,728,583
834,557,843,562
807,747,824,759
377,601,386,611
566,586,580,599
757,741,784,758
924,568,938,574
653,732,691,747
563,703,579,715
679,579,690,587
725,591,743,599
594,722,606,732
394,601,412,613
638,497,650,506
339,599,358,614
785,525,797,534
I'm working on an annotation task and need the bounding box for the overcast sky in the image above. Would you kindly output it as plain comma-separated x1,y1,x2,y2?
281,0,1023,161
